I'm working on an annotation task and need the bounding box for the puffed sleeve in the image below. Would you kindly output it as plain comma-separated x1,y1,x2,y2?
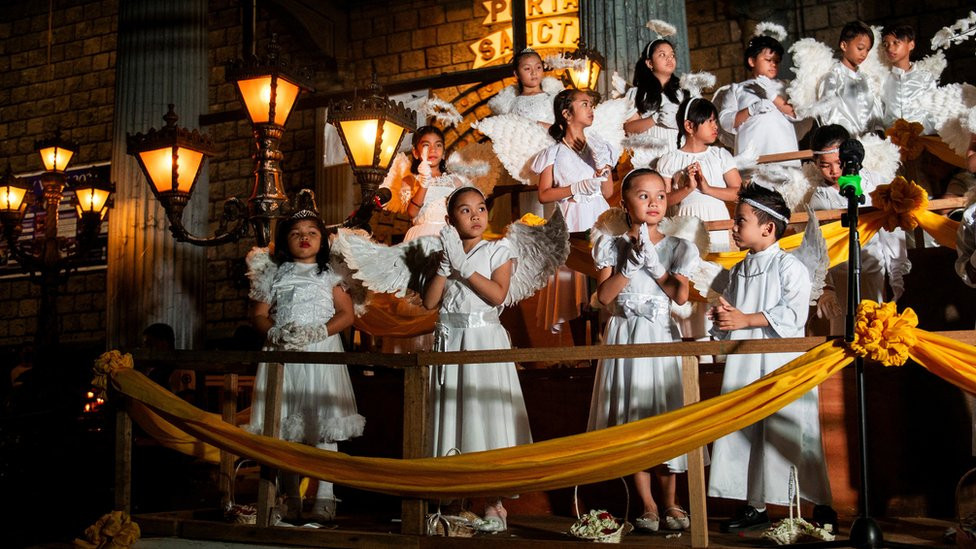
669,237,700,278
488,84,518,115
489,238,516,271
245,247,277,304
762,254,812,337
655,151,682,182
955,203,976,288
592,233,619,270
718,83,742,135
715,146,737,175
530,144,560,174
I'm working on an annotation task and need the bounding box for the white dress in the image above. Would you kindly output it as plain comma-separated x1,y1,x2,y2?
816,61,883,136
808,171,910,335
246,258,365,445
429,239,533,456
718,77,799,164
403,172,470,241
625,86,685,163
656,146,736,253
707,243,831,506
586,233,697,472
530,136,614,332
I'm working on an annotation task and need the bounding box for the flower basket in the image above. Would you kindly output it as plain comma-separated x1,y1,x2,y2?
569,479,633,543
424,448,477,537
761,466,834,545
223,459,257,525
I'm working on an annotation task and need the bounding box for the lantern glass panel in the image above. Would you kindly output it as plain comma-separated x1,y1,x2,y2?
138,147,204,195
39,146,75,172
0,185,27,212
236,76,300,126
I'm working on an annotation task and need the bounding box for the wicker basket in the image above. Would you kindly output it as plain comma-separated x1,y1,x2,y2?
569,479,634,543
223,459,257,525
958,467,976,548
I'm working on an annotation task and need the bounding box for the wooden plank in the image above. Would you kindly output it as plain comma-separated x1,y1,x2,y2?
756,150,814,164
219,373,239,510
256,362,284,527
682,355,708,548
114,406,132,513
401,365,430,535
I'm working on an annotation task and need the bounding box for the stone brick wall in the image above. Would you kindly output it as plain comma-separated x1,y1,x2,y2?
0,0,116,346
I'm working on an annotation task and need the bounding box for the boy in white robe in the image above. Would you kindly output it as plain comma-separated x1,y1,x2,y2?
817,21,883,136
707,184,835,532
880,25,938,134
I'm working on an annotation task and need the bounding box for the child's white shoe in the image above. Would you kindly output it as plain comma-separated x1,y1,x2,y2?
636,511,660,532
664,506,690,530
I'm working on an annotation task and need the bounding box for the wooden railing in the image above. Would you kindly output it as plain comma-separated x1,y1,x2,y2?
117,330,976,547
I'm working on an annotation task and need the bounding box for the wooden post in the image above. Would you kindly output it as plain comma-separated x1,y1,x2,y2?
400,364,429,535
682,355,708,548
114,405,132,513
256,363,284,527
219,373,239,510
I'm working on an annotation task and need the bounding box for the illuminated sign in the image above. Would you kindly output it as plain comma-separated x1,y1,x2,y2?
470,0,579,69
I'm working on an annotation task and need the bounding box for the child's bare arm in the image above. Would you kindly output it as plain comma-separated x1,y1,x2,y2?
326,286,355,336
249,301,274,336
465,259,513,307
422,273,447,310
656,272,690,305
713,296,769,331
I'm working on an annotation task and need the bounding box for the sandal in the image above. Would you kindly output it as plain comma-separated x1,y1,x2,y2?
664,506,690,531
636,511,660,532
475,501,508,533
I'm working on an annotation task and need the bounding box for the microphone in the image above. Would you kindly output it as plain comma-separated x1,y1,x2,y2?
837,138,864,198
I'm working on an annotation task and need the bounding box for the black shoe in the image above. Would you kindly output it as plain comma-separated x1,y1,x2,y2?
812,504,838,530
719,505,770,533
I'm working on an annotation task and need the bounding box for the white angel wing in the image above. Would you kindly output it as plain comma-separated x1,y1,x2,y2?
787,38,837,119
858,26,889,96
623,131,671,169
656,215,728,300
920,82,976,155
503,208,570,306
487,84,518,115
743,164,815,211
786,207,830,303
473,113,555,184
860,133,901,185
586,96,636,164
590,207,630,243
659,215,710,258
611,71,629,99
447,143,500,197
915,51,948,80
332,229,443,299
541,76,565,96
379,152,415,214
733,144,760,172
327,237,369,315
245,247,278,303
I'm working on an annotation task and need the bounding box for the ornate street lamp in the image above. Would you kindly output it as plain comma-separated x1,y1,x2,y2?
328,77,416,229
562,41,605,91
72,173,114,242
0,166,31,241
227,33,313,246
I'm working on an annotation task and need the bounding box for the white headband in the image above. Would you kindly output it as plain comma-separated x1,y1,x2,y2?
813,147,839,156
743,198,789,223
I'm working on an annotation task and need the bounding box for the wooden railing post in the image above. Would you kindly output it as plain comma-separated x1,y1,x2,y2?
401,364,430,535
256,362,284,527
682,355,708,548
114,405,132,513
219,373,239,511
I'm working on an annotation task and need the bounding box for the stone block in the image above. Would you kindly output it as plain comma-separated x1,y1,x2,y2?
698,21,730,47
412,27,437,49
451,43,472,64
437,24,462,45
803,5,829,31
363,36,387,58
395,10,418,31
687,0,716,25
419,5,446,27
828,3,857,28
389,31,411,53
446,2,472,22
92,52,110,71
427,44,452,67
690,46,719,71
375,53,400,76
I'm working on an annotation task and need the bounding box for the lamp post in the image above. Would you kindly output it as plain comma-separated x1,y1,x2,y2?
0,134,114,346
328,77,416,230
562,41,605,91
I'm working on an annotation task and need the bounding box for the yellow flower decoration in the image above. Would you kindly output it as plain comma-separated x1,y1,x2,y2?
91,350,134,400
869,176,928,232
74,510,140,549
518,212,547,226
850,300,919,367
885,119,926,161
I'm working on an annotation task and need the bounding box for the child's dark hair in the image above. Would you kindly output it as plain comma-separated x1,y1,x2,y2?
811,124,850,153
738,184,791,239
633,39,682,115
620,168,664,196
839,21,874,48
744,35,784,70
549,89,599,141
410,126,448,175
881,24,915,43
445,186,485,218
675,96,718,147
512,48,543,93
272,215,331,273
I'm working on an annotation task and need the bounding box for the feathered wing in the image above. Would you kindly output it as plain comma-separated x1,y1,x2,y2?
657,216,728,301
586,96,636,163
327,235,369,315
624,131,671,169
659,215,710,258
503,208,570,306
920,82,976,156
332,229,443,300
379,152,415,214
860,133,901,184
743,164,815,211
858,26,889,96
611,71,629,99
541,76,565,96
915,50,948,80
787,207,830,303
590,207,630,243
446,144,499,196
473,113,555,184
245,247,278,303
787,38,837,119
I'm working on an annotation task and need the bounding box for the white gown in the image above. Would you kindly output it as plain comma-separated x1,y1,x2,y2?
429,239,533,456
808,170,910,335
403,172,470,242
656,146,736,253
586,233,698,472
707,243,831,506
625,86,685,166
718,77,800,164
530,136,614,332
247,259,365,445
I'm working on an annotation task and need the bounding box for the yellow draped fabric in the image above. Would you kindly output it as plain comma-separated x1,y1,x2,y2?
96,301,976,498
887,119,969,169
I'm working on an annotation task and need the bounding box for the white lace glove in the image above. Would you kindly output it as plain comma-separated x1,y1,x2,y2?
266,324,290,346
569,177,603,198
280,324,330,350
816,288,843,319
755,75,783,98
639,224,666,279
619,239,646,279
748,98,775,116
439,225,475,278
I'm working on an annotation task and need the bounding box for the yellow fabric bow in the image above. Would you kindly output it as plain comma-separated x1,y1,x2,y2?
850,300,919,367
869,176,928,233
91,350,134,400
885,118,969,168
73,511,140,549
